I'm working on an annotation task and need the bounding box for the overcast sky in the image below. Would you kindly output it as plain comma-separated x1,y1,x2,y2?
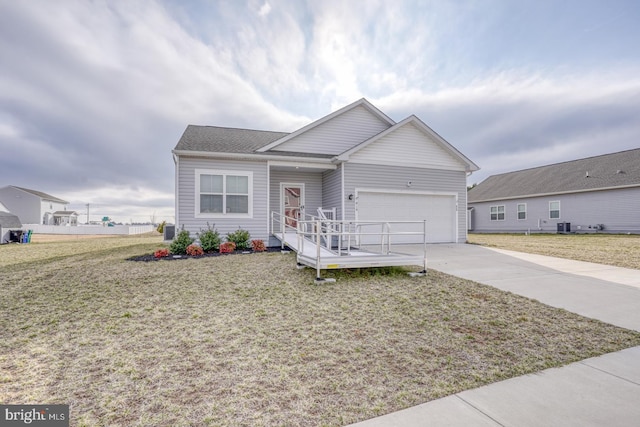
1,1,639,223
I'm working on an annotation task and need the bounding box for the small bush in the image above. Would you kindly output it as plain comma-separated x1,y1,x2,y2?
227,228,251,250
170,229,194,255
154,248,169,258
251,239,266,252
198,223,221,252
186,244,204,256
156,220,166,234
220,242,236,254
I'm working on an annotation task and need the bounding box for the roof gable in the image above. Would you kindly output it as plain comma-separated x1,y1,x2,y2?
11,186,68,204
468,148,640,202
338,116,479,173
171,100,478,172
258,98,395,155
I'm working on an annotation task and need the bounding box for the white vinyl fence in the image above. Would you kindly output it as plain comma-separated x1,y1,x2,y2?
24,224,155,235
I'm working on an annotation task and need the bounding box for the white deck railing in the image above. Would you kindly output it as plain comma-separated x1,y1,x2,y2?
271,210,428,279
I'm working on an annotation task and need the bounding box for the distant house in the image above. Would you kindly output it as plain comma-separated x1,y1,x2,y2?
52,211,79,226
0,186,73,225
468,148,640,234
173,98,479,245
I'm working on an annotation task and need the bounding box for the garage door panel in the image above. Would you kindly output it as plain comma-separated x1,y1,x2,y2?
357,192,456,243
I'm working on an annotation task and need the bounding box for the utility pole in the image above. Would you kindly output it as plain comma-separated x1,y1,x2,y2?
86,203,90,224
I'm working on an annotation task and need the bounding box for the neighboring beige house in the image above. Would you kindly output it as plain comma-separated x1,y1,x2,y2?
0,186,75,225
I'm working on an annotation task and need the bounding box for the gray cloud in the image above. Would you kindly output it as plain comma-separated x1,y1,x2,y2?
378,71,640,183
0,1,309,221
1,0,639,221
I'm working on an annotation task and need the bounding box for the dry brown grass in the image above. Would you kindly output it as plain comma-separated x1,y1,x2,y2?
0,233,160,268
29,234,125,243
2,235,639,426
468,233,640,270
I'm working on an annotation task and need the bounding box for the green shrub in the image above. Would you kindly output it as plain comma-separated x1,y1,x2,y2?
198,223,221,252
226,228,251,250
170,229,194,255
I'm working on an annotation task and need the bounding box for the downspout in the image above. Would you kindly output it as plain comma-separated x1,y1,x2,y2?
266,162,270,239
464,170,473,243
173,153,179,233
340,163,345,221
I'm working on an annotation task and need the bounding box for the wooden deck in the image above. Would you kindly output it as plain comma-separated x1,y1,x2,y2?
273,231,426,271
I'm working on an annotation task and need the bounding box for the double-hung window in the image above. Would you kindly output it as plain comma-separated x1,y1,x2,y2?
490,205,505,221
549,201,560,219
517,203,527,220
196,170,252,217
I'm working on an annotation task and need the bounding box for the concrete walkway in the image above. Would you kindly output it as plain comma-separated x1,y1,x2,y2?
349,244,640,427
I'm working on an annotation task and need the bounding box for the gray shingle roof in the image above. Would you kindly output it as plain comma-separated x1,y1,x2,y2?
175,125,288,153
0,211,22,228
12,186,68,204
173,125,334,159
468,148,640,202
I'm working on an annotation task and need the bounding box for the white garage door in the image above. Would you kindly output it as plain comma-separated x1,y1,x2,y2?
356,191,457,243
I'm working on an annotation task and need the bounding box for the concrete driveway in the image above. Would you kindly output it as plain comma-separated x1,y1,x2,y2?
350,243,640,427
415,243,640,332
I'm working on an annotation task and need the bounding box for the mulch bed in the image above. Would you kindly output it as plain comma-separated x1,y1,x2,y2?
127,246,285,262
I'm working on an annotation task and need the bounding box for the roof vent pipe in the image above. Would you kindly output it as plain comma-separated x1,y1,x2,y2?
585,171,589,178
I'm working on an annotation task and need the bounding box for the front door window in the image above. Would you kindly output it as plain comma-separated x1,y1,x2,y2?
283,185,304,228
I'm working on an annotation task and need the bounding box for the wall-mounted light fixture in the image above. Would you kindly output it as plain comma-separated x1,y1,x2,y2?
348,194,354,200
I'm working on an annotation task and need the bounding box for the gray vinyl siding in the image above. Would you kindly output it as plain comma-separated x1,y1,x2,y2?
269,170,323,220
267,170,323,246
349,122,467,171
343,163,468,243
469,187,640,234
271,105,391,155
322,166,343,219
176,156,269,241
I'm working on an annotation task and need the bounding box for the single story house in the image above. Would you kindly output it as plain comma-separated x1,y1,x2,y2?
173,98,479,246
0,186,70,225
468,148,640,234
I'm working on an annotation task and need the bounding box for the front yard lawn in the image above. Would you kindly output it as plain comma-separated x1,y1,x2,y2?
468,233,640,270
2,235,639,426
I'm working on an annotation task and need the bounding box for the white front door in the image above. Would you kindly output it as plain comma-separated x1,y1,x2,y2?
280,183,305,228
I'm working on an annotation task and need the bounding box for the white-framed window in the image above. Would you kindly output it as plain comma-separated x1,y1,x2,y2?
490,205,505,221
549,201,560,219
517,203,527,220
195,169,253,218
